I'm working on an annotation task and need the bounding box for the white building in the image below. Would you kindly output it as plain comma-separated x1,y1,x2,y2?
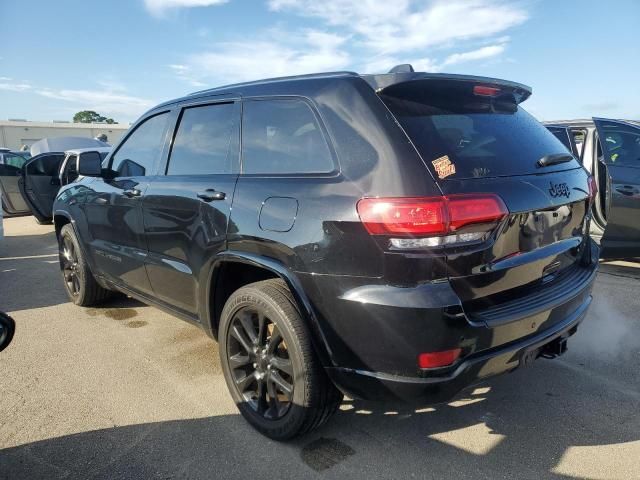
0,120,130,150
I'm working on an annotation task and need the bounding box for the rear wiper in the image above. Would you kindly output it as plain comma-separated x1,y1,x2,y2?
537,153,575,168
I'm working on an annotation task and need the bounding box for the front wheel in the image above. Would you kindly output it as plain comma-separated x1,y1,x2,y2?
58,224,112,306
218,279,342,440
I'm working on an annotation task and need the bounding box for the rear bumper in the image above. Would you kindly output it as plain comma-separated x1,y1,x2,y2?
302,239,598,403
326,293,590,402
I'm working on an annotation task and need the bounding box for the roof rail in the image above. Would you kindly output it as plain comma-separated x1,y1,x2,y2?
388,64,415,73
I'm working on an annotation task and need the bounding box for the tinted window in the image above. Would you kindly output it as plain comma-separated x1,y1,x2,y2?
26,154,65,176
547,127,573,151
167,102,238,175
382,85,579,179
61,155,79,185
597,121,640,167
242,99,333,174
2,153,27,168
111,112,169,177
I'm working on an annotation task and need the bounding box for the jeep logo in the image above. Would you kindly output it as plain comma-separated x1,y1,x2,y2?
549,182,570,198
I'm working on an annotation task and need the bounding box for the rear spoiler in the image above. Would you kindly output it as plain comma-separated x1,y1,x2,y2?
361,72,532,104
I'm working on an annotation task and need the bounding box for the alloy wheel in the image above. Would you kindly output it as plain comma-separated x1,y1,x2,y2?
226,307,294,420
61,237,80,296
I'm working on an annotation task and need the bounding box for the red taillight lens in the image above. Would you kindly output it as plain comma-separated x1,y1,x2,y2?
418,348,462,368
447,194,508,232
357,194,507,237
356,197,448,235
473,85,501,96
588,175,598,201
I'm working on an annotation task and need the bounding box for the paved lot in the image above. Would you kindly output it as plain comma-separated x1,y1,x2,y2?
1,215,639,479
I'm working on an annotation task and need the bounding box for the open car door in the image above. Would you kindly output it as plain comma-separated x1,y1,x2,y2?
593,118,640,258
19,153,65,224
0,152,31,216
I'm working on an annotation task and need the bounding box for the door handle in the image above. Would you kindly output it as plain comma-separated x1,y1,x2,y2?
197,189,226,202
615,185,638,196
123,188,142,198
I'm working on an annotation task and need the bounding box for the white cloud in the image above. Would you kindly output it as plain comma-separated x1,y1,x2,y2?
34,88,154,118
0,80,32,92
175,29,351,87
268,0,527,54
144,0,228,15
169,0,528,86
441,44,506,67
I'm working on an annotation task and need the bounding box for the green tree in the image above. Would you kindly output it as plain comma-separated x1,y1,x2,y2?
72,110,117,124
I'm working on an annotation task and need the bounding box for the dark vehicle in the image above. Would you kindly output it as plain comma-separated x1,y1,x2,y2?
545,118,640,258
0,312,15,352
50,66,598,439
0,148,30,217
19,146,110,224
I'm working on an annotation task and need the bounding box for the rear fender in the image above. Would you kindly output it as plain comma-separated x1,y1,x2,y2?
204,251,333,366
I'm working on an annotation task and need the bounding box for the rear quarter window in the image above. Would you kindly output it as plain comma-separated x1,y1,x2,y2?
241,98,334,175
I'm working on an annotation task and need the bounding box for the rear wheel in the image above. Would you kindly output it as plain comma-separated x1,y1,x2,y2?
59,224,111,306
218,279,342,440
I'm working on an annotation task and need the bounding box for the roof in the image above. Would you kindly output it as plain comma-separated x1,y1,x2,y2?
65,146,111,155
30,136,110,156
149,68,533,113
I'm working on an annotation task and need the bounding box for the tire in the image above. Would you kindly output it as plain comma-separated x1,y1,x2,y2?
58,224,112,306
219,279,342,440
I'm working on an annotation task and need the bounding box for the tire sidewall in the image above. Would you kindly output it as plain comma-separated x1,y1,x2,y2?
219,287,308,439
59,225,88,305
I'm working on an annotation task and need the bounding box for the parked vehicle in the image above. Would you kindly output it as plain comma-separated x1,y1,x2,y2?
545,118,640,258
18,142,110,224
49,66,598,439
0,312,15,352
0,148,30,217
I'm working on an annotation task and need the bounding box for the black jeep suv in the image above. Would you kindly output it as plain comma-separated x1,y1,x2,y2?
53,66,598,439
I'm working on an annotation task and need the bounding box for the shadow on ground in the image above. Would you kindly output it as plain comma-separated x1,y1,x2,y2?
1,361,638,480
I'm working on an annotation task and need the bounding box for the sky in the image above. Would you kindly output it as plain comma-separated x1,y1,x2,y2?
1,0,638,124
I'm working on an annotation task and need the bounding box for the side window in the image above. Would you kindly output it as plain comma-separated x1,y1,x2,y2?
62,155,79,185
26,154,65,176
167,102,238,175
110,112,169,177
598,121,640,167
4,153,27,169
241,98,334,175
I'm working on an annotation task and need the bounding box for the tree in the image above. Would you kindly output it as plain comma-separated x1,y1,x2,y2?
73,110,117,124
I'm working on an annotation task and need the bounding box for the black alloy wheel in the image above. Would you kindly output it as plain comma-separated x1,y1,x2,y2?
227,306,294,420
61,235,81,297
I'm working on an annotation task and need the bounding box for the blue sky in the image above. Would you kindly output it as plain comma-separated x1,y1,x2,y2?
1,0,638,123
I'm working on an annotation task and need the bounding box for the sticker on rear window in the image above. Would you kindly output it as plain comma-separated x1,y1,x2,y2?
432,155,456,179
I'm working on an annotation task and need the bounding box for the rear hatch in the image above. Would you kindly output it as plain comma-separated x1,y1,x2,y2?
378,76,593,325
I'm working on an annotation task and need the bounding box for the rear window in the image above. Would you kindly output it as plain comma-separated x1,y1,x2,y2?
381,83,579,179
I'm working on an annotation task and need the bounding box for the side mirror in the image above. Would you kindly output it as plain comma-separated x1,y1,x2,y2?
0,311,15,352
77,151,103,177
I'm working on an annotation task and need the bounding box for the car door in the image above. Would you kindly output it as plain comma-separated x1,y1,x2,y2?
142,99,240,317
19,153,65,222
83,110,172,296
593,118,640,257
0,152,30,215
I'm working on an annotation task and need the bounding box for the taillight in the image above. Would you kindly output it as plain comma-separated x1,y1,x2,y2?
357,194,507,247
588,175,598,201
418,348,462,368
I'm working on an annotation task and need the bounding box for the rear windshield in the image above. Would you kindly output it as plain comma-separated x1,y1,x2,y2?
381,84,580,180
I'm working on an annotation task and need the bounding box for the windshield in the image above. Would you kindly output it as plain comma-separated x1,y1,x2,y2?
381,89,580,180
